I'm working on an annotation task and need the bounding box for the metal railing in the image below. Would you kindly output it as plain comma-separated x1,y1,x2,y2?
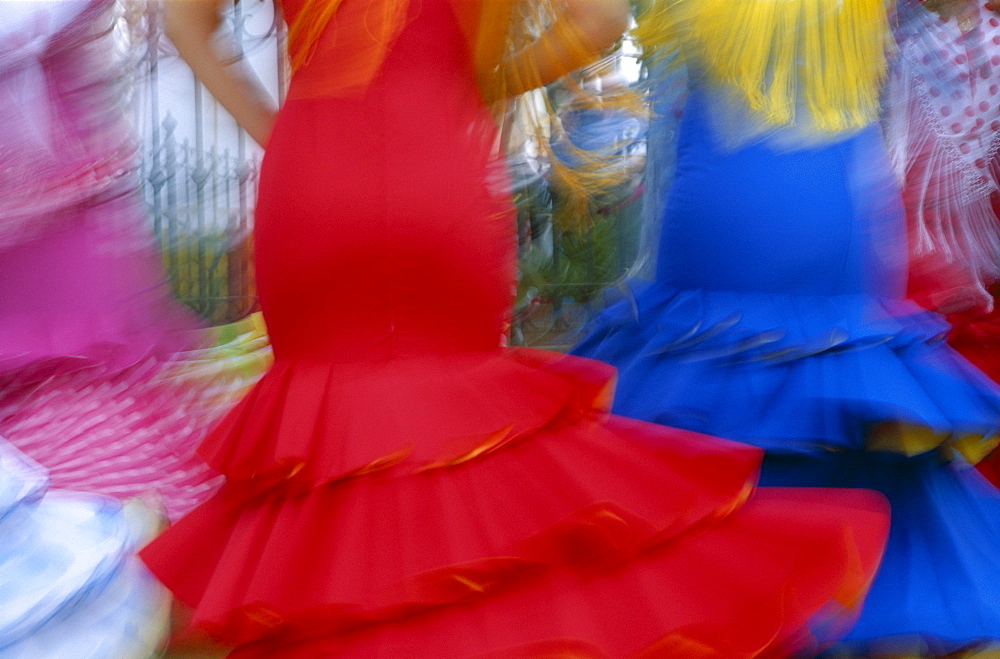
140,116,259,324
126,0,279,324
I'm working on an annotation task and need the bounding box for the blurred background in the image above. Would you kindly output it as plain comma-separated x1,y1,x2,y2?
114,0,648,348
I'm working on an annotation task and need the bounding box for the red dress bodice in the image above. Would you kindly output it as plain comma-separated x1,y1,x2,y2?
256,0,513,363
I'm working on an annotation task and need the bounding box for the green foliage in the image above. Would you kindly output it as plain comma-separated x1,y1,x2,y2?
161,234,255,325
515,174,643,311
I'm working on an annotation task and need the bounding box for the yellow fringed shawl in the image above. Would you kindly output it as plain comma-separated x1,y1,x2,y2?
634,0,893,133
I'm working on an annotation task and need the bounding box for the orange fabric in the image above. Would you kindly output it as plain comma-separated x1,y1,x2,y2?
283,0,414,98
284,0,502,99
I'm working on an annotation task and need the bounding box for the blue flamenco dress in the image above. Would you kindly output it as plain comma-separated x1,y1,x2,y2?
571,7,1000,653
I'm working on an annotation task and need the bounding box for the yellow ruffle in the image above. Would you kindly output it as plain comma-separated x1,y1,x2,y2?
867,422,1000,466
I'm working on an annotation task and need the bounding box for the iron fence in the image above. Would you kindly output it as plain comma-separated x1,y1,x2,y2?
140,116,259,324
128,0,279,324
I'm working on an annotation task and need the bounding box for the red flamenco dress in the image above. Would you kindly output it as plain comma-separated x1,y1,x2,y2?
140,1,891,656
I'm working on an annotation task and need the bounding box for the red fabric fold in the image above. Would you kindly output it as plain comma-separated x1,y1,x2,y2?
198,350,615,489
222,488,890,658
946,309,1000,487
143,416,763,645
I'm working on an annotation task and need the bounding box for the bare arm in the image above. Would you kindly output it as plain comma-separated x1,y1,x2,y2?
504,0,631,96
164,0,277,146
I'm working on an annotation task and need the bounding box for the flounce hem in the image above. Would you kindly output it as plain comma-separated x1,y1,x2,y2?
573,284,1000,461
142,335,890,655
761,451,1000,651
142,415,772,645
198,348,617,490
217,488,890,659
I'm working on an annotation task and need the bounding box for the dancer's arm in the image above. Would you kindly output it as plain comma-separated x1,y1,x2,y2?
504,0,631,95
164,0,277,146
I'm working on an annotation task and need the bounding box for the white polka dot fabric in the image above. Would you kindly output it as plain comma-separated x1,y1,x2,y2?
884,1,1000,297
913,11,1000,172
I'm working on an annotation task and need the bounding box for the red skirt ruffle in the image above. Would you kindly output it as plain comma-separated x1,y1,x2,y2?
946,310,1000,487
141,351,890,656
230,488,888,659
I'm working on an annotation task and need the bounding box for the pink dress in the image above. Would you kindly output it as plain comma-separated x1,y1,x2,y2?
0,0,270,519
